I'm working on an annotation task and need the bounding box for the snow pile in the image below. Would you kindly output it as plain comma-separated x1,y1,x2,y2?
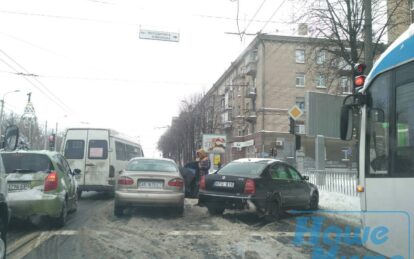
318,190,361,226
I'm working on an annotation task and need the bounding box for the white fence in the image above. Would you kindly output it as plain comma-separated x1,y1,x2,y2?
301,169,358,196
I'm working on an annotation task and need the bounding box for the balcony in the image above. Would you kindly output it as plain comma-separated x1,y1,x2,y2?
246,87,256,98
245,62,257,76
245,109,257,123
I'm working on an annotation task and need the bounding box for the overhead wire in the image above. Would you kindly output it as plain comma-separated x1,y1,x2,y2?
0,49,73,113
260,0,289,32
243,0,267,34
0,54,71,114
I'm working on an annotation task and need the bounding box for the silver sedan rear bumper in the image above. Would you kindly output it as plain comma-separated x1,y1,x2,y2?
115,191,184,207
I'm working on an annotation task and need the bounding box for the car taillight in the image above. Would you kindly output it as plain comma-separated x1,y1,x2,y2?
244,179,256,194
118,176,134,185
168,178,184,188
44,171,58,192
199,175,206,190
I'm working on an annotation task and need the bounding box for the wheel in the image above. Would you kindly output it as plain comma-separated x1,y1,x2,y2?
54,202,67,228
114,202,124,217
0,218,7,259
77,189,82,200
309,193,319,211
207,205,225,215
175,205,184,216
265,199,281,221
70,193,78,213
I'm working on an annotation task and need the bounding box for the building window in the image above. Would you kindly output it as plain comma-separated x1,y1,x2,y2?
296,97,305,111
316,74,326,88
296,73,305,87
295,49,305,63
340,76,351,93
316,50,326,65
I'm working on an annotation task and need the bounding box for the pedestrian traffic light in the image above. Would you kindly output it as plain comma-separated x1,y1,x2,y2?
289,117,295,134
48,134,55,149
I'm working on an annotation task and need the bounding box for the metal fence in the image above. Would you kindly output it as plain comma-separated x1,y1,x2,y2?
301,169,358,196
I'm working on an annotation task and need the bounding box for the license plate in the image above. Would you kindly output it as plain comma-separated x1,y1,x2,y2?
213,181,235,188
138,181,163,189
8,182,31,192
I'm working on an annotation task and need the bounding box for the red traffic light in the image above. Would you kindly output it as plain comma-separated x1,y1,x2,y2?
48,134,55,142
354,75,366,88
354,63,366,75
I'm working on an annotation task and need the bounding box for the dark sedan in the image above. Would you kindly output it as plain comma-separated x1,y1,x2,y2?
198,158,318,220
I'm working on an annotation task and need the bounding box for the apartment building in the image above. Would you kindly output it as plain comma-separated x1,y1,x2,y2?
387,0,413,43
198,33,354,165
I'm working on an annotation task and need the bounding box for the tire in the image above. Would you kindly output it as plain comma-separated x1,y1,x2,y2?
309,193,319,211
70,193,78,213
176,205,184,216
265,199,281,222
114,202,124,217
0,217,7,259
207,205,225,215
77,189,82,200
54,202,67,228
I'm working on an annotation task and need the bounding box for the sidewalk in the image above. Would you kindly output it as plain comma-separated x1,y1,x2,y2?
317,190,362,227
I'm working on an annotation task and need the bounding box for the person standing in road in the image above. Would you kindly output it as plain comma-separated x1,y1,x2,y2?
196,148,210,176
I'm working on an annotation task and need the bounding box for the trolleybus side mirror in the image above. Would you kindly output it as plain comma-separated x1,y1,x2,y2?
340,105,353,140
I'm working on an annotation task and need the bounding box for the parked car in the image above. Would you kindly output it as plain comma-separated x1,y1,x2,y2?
0,150,80,228
114,158,184,216
179,161,199,198
198,158,319,220
0,125,19,258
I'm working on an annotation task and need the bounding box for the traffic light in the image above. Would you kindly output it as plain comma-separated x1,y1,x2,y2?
48,134,56,150
353,63,366,90
289,117,295,134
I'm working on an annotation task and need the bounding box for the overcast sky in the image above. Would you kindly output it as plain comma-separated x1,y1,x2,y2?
0,0,296,157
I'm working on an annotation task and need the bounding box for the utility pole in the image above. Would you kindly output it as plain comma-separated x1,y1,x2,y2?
364,0,373,72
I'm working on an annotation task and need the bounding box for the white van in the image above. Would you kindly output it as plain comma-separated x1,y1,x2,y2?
62,128,143,197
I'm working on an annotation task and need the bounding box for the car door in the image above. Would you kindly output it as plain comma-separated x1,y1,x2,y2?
54,155,73,200
286,165,310,208
265,163,293,208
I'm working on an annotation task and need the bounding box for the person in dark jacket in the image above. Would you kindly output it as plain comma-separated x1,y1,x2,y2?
196,148,210,176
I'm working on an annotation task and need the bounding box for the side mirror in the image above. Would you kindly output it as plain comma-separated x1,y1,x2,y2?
2,125,19,151
340,105,353,140
73,169,81,175
302,175,309,181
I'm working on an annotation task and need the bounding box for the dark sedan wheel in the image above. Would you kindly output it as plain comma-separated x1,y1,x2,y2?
207,205,225,215
114,202,124,217
265,199,281,221
0,218,6,259
53,201,68,228
309,193,319,210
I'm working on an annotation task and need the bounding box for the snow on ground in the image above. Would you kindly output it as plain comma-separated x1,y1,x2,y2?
318,190,362,226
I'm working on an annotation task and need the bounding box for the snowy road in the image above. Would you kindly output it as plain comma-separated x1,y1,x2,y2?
6,192,379,259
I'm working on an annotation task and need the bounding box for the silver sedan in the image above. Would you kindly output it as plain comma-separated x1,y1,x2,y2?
114,158,185,216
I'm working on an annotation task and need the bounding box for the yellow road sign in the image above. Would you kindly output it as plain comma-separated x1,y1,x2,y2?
288,105,304,120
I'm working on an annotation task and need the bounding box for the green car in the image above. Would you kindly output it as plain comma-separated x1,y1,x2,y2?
0,150,80,227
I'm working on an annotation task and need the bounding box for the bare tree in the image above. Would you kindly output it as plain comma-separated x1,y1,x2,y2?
293,0,406,72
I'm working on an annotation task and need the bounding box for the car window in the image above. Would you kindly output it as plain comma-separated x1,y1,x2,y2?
219,161,268,177
88,140,108,160
269,164,291,180
54,155,66,173
1,153,54,173
59,155,72,175
126,159,178,172
64,140,85,159
287,166,302,180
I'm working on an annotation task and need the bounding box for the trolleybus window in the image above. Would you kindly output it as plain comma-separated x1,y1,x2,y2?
366,72,391,176
394,62,414,176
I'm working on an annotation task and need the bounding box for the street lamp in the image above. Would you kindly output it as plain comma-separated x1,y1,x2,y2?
0,89,20,138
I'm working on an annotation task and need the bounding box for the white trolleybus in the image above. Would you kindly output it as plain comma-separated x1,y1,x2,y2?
62,128,144,198
340,24,414,258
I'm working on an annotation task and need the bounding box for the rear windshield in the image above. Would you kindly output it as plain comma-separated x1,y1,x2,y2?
88,140,108,160
127,159,178,172
218,161,267,177
1,153,54,174
64,140,85,159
